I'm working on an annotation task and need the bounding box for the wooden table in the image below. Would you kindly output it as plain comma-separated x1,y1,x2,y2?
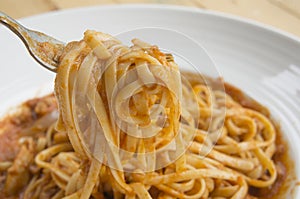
1,0,300,37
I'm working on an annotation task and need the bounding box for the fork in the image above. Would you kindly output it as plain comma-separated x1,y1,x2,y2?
0,11,65,72
0,11,176,73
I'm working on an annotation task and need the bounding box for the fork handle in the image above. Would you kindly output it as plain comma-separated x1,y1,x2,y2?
0,11,29,44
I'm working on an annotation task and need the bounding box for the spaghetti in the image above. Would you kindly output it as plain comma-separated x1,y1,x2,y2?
0,30,290,199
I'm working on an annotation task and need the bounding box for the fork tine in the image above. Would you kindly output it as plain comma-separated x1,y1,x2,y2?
165,53,174,62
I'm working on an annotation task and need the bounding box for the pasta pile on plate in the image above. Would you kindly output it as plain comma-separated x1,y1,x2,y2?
0,30,279,199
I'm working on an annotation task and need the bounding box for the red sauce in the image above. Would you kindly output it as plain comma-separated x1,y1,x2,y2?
0,94,56,162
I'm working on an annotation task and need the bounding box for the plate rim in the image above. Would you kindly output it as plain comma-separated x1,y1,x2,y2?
18,4,300,45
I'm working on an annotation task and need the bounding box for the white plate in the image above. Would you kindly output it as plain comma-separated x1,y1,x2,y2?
0,4,299,198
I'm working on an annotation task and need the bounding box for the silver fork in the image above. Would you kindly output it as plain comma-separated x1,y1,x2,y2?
0,11,65,72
